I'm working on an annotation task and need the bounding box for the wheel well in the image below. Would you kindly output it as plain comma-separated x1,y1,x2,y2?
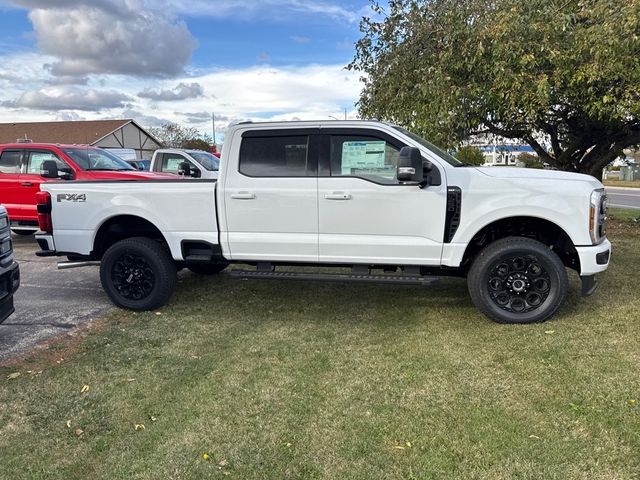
92,215,166,258
461,216,580,272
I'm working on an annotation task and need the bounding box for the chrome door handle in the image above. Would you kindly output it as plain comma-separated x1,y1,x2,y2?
324,192,352,200
231,192,256,200
21,182,34,187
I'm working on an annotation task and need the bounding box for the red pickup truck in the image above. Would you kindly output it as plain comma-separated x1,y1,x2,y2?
0,143,173,234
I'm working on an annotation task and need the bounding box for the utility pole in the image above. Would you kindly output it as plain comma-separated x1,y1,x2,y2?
344,108,347,120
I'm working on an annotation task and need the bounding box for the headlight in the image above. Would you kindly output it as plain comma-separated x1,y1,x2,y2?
589,189,607,244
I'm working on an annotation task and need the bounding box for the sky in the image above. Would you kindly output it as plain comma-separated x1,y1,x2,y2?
0,0,373,139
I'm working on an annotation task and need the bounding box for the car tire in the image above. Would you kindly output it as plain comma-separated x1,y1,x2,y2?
187,263,228,275
12,229,34,236
468,236,568,324
100,237,177,311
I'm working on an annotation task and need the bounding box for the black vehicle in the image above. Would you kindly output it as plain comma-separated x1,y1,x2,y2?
0,206,20,323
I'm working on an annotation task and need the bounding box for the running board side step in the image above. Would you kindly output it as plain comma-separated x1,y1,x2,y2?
228,269,440,286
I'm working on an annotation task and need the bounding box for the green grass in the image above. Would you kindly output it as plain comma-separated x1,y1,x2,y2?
2,223,640,479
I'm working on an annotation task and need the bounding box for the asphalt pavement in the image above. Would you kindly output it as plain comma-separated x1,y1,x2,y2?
606,186,640,209
0,233,113,363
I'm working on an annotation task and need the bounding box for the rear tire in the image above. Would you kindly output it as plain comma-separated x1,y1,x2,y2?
187,263,228,275
100,237,177,311
468,237,568,324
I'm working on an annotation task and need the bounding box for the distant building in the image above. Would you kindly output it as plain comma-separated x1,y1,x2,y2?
477,144,537,166
0,119,162,159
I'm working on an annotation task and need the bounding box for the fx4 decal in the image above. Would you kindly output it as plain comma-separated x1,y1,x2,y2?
57,193,86,203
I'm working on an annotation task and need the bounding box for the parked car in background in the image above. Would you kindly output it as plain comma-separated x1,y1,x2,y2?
0,205,20,323
0,143,175,234
150,149,219,179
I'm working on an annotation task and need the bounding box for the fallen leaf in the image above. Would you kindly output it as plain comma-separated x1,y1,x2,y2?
406,441,412,448
80,385,90,393
394,446,405,450
202,453,210,461
126,378,136,382
628,399,637,406
134,424,145,431
155,312,162,316
150,416,157,422
285,443,292,447
66,420,72,428
529,435,540,439
218,459,228,467
6,372,20,380
74,428,84,436
545,330,555,334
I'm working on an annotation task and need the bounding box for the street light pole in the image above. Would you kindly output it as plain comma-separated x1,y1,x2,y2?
212,112,216,145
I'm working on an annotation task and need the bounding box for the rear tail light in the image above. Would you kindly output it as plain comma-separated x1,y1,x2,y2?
36,191,53,233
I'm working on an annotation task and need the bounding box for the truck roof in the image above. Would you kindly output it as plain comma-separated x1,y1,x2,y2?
228,120,395,130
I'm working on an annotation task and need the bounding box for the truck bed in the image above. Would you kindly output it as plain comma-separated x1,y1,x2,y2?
41,180,219,260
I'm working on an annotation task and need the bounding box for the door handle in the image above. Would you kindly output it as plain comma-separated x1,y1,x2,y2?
20,182,34,187
324,192,352,200
231,192,256,200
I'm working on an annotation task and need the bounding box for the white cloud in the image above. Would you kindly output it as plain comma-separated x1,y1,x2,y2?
10,0,196,78
138,82,205,101
3,87,132,111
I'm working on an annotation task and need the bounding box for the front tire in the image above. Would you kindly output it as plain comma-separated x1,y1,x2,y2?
468,237,568,324
100,237,177,310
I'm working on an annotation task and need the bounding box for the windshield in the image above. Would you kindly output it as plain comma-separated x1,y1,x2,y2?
63,148,135,171
189,151,219,171
392,126,463,167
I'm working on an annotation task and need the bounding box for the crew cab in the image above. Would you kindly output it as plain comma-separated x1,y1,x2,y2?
35,121,610,324
0,143,174,234
0,205,20,323
150,148,220,179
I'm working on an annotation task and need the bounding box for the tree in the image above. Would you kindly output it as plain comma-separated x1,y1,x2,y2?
517,153,544,169
149,123,212,149
350,0,640,179
456,145,485,166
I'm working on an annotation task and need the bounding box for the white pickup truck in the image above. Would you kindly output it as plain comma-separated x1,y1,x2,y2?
35,121,610,324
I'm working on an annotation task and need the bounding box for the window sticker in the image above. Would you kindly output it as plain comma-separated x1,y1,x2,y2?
341,141,393,176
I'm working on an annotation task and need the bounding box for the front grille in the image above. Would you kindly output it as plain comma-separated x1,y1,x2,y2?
0,212,12,267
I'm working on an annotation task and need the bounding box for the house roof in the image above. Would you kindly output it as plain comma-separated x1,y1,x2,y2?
0,119,133,145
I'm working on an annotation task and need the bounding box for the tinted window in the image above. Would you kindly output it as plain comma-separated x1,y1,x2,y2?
240,136,309,177
25,151,69,174
0,150,21,174
330,136,400,184
189,151,219,171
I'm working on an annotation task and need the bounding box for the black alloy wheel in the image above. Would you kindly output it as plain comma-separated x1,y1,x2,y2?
468,237,568,324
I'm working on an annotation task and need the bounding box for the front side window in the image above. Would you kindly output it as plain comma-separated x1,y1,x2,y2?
0,150,21,174
330,135,400,184
239,136,309,177
25,151,70,174
161,153,192,173
189,151,219,171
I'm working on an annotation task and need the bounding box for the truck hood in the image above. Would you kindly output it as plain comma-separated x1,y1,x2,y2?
474,167,602,187
83,170,178,180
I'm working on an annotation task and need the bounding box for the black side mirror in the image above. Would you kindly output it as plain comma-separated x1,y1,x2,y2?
177,162,191,177
40,160,59,179
191,167,201,178
397,147,424,183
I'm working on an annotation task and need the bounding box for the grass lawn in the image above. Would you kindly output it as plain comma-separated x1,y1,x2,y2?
1,211,639,479
604,179,640,188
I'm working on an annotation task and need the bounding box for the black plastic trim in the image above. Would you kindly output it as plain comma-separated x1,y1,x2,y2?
596,250,610,265
581,275,598,296
444,186,462,243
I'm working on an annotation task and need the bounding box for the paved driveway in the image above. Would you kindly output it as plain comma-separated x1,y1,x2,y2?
0,233,113,363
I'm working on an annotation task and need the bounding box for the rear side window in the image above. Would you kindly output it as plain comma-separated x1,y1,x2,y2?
239,136,309,177
0,150,21,174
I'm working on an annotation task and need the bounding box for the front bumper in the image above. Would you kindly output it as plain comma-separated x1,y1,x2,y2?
0,262,20,324
576,238,611,276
